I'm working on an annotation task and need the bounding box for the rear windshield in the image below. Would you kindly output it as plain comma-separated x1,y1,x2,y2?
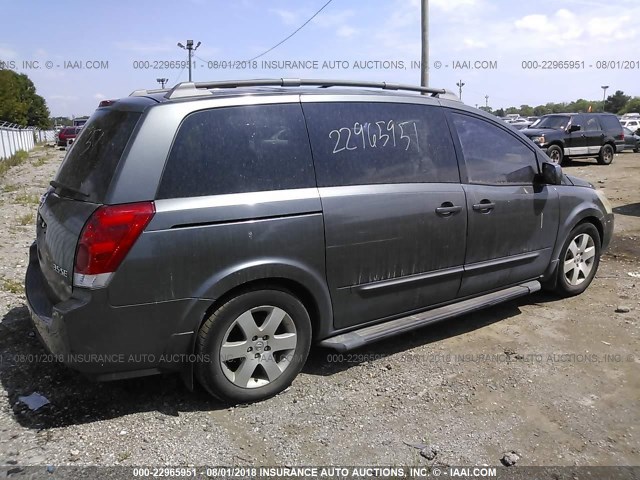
55,109,141,202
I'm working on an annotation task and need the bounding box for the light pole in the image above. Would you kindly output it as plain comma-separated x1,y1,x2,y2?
177,40,201,82
157,78,168,88
420,0,429,88
456,80,465,101
601,85,609,111
485,95,489,108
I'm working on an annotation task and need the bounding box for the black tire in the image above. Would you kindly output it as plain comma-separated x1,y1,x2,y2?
597,144,614,165
555,223,601,297
196,288,311,404
633,147,639,153
546,145,564,165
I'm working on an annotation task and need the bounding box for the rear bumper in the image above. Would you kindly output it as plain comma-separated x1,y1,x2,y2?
25,242,207,380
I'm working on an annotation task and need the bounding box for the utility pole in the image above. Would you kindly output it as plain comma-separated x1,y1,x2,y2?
485,95,489,108
456,80,465,101
157,77,168,88
420,0,429,88
177,40,201,82
601,85,609,111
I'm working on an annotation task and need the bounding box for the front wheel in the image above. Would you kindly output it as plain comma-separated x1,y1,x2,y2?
555,223,601,296
546,145,564,165
196,288,311,404
597,144,614,165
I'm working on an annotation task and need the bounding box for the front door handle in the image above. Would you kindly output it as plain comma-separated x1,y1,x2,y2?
435,202,463,216
472,200,495,212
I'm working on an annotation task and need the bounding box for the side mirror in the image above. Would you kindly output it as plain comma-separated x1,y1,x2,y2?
542,162,562,185
568,124,581,133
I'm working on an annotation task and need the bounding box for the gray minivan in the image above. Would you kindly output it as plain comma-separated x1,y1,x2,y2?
26,79,614,403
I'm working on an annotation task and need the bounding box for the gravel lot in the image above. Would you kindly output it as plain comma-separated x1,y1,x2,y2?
0,145,638,468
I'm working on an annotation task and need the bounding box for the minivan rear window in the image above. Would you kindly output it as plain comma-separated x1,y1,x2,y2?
55,109,141,203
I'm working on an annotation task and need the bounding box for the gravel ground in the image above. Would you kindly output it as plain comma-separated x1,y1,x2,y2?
0,146,638,468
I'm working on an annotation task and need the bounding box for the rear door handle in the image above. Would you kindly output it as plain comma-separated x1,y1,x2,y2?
472,200,495,212
435,203,463,216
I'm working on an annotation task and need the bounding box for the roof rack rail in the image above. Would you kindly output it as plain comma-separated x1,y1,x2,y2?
129,87,170,97
161,78,448,100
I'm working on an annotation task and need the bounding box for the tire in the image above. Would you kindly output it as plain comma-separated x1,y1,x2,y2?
195,288,311,404
597,144,614,165
555,223,601,297
546,145,564,165
633,147,639,153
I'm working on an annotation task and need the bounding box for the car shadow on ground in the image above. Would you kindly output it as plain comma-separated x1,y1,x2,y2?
1,292,558,429
0,305,225,430
613,202,640,218
304,290,562,377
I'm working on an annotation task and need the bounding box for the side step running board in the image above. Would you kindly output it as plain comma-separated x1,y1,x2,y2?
319,281,541,351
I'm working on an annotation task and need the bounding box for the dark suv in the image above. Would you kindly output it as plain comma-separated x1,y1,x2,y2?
26,79,614,403
521,112,624,166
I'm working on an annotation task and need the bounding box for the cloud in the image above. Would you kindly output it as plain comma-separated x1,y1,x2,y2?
270,8,299,26
114,41,176,54
0,45,17,59
93,93,105,100
337,25,358,38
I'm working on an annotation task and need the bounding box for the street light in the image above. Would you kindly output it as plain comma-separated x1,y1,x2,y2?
601,85,609,111
456,80,465,101
177,40,201,82
157,78,168,88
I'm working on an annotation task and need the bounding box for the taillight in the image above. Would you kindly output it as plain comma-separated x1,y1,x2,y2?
618,130,624,140
74,202,155,288
99,99,116,107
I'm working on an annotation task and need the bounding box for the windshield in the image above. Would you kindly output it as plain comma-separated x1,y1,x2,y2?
55,109,141,203
535,115,570,129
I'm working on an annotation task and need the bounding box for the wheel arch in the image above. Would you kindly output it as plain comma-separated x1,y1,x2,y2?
176,260,333,390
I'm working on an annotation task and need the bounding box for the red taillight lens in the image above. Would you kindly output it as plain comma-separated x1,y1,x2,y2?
618,130,624,140
99,99,116,107
75,202,155,276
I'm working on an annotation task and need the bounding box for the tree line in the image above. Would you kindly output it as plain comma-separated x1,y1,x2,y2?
484,91,640,118
0,68,50,128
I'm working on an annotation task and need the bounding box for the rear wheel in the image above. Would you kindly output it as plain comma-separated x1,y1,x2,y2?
546,145,564,165
597,144,614,165
196,289,311,404
555,223,601,296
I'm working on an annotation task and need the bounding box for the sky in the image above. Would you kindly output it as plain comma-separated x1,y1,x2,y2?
0,0,638,118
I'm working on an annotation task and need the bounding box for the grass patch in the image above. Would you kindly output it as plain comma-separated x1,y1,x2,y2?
0,150,29,178
2,184,20,193
117,452,131,462
18,212,34,225
32,157,48,167
14,192,40,206
1,277,24,295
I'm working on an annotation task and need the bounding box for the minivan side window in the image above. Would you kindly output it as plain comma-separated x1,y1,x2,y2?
157,104,316,199
303,102,459,187
450,112,538,185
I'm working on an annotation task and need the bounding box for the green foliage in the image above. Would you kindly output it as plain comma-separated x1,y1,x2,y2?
604,90,630,114
0,150,29,178
51,116,73,127
1,277,24,295
0,69,50,127
620,97,640,115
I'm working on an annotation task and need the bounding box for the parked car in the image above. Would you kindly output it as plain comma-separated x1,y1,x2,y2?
26,79,614,403
622,127,640,152
620,119,640,134
521,113,624,165
56,126,81,147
